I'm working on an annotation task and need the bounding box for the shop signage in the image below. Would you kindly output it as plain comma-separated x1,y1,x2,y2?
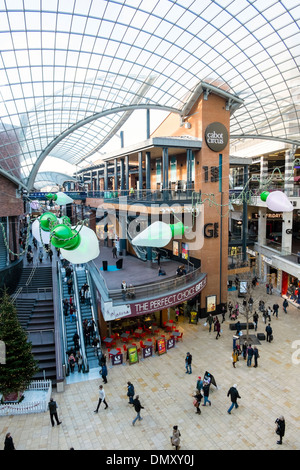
204,223,219,238
167,338,175,350
157,338,166,355
128,346,139,364
205,122,228,152
111,353,123,366
142,345,153,359
131,275,207,317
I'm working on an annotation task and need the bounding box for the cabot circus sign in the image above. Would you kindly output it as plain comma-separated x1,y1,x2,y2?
205,122,228,152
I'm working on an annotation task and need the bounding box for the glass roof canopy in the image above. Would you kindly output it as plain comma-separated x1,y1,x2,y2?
0,0,299,190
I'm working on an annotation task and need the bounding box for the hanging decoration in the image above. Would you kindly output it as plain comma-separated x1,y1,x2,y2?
260,191,293,213
46,191,74,205
51,224,100,264
131,221,186,248
31,213,99,264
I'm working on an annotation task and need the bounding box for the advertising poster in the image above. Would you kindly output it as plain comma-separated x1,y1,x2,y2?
167,338,175,350
128,346,139,364
181,242,189,260
157,338,166,355
172,240,179,257
112,353,123,366
206,295,217,313
142,345,153,359
190,310,198,324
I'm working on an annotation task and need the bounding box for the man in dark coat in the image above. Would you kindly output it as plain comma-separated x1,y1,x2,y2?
132,395,144,425
227,384,241,414
48,398,62,427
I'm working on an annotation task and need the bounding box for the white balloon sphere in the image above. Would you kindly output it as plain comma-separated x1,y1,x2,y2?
54,192,74,205
265,191,293,212
132,221,172,248
32,218,50,244
60,225,100,264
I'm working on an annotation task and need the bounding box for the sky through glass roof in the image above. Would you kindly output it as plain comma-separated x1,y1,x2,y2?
0,0,299,189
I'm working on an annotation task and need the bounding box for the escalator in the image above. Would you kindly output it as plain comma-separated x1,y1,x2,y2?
74,266,100,370
58,264,88,375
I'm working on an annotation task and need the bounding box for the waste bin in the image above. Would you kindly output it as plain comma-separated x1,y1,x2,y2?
297,252,300,264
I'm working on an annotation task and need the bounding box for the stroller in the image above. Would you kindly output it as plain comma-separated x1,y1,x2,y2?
230,309,239,320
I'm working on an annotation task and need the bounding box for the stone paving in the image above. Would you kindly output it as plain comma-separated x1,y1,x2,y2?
1,283,300,451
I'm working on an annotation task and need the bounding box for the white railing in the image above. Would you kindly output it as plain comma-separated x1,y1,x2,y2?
0,379,52,416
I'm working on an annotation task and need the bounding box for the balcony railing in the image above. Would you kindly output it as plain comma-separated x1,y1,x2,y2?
86,188,197,203
90,260,203,304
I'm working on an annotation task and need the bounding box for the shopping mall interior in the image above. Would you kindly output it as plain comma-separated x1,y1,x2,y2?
0,0,300,453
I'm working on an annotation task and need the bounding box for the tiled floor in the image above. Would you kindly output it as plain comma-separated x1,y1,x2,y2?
1,284,300,451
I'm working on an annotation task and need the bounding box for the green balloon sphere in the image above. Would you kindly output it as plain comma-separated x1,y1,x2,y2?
39,212,58,232
50,224,74,248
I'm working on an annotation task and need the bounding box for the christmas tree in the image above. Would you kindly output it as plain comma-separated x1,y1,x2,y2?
0,289,39,402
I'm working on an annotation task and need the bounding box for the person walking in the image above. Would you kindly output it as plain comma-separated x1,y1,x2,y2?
132,395,144,425
215,318,221,339
266,323,273,342
101,363,108,384
68,353,76,373
94,385,108,413
4,432,15,450
127,381,135,404
242,341,248,361
202,383,211,407
253,346,259,368
275,416,285,445
273,303,279,318
48,398,62,427
232,348,239,368
208,313,213,332
247,344,254,367
283,298,288,314
253,311,259,331
227,384,241,414
196,376,203,392
170,425,181,450
221,305,226,323
185,352,192,374
193,390,202,414
77,352,83,372
112,245,118,258
121,280,127,300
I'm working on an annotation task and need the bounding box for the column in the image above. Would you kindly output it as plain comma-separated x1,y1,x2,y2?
145,151,151,196
242,164,248,261
125,155,129,193
104,161,108,191
257,207,267,278
259,156,268,187
284,147,295,197
114,158,118,192
138,152,143,197
281,212,293,255
162,147,169,200
96,170,100,191
186,149,192,193
120,157,125,192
